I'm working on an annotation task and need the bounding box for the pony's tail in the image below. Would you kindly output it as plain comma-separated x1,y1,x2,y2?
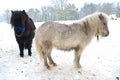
35,36,44,61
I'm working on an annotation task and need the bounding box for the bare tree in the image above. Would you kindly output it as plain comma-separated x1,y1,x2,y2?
4,9,11,23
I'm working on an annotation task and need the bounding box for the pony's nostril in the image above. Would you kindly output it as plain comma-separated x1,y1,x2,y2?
104,32,109,36
106,31,109,36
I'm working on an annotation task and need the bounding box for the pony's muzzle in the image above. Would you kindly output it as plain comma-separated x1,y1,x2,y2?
104,30,109,37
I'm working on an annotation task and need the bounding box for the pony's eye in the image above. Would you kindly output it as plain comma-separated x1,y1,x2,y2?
103,23,106,26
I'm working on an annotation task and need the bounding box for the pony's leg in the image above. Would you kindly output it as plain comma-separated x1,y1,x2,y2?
43,51,51,70
48,52,57,67
28,33,35,56
25,41,32,56
18,43,24,57
42,40,53,70
27,43,32,56
28,48,32,56
74,46,83,68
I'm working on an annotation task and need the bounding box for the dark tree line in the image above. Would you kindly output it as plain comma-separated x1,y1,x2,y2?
1,1,120,23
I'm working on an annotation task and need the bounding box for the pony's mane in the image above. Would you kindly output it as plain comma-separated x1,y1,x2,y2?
10,10,29,28
79,12,108,26
75,12,108,33
84,12,108,20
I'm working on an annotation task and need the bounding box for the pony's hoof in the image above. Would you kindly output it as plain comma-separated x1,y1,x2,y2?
47,66,51,70
75,64,81,68
20,54,24,57
52,63,57,67
28,53,32,56
50,62,57,67
77,65,81,68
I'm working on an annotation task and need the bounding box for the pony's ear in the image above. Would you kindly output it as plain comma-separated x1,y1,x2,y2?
99,13,104,20
11,10,14,13
23,10,26,13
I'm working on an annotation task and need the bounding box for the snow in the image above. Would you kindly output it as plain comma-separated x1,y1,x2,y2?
0,20,120,80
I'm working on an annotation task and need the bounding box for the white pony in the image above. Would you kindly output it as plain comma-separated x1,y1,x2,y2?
35,12,109,70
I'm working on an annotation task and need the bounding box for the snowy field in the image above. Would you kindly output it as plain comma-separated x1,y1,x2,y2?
0,20,120,80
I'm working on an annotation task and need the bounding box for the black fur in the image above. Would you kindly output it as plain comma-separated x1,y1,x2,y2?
10,10,36,57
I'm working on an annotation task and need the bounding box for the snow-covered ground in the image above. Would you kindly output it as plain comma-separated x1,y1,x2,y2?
0,20,120,80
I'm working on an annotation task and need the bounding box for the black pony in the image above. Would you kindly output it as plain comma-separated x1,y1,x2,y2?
10,10,36,57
